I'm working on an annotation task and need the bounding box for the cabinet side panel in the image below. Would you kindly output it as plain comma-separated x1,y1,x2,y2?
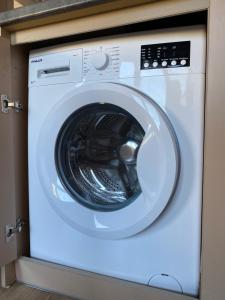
11,45,29,257
0,33,17,266
201,0,225,299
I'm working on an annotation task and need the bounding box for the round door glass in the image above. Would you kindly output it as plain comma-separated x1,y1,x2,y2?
55,103,145,211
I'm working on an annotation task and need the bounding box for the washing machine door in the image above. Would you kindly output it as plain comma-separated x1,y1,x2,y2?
37,82,180,239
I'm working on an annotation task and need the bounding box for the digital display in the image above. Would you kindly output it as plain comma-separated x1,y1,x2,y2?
141,41,190,69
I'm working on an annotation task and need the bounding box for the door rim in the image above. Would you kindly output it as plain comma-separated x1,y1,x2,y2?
36,82,180,239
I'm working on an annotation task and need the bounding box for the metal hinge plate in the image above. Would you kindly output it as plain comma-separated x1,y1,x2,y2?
1,94,23,113
5,218,25,243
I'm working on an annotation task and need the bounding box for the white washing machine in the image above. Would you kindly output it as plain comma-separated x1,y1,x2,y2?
28,26,206,296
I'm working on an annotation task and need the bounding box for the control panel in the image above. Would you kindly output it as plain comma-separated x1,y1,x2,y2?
141,41,190,69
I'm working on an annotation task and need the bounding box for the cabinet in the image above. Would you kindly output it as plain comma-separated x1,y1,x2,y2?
0,0,225,299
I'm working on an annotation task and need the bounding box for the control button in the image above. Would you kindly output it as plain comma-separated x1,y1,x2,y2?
92,52,109,70
152,61,158,68
162,61,167,67
180,59,187,66
143,62,150,68
171,60,177,66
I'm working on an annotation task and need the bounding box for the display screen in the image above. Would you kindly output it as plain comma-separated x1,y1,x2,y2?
141,41,190,69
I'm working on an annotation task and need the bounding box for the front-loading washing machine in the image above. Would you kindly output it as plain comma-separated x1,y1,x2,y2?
28,25,206,296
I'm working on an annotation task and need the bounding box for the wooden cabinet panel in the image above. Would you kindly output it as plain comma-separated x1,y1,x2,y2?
200,0,225,299
0,32,17,266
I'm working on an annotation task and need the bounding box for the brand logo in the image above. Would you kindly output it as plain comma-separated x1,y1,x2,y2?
31,58,43,63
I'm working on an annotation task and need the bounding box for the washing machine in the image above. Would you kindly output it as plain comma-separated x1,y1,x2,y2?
28,25,206,296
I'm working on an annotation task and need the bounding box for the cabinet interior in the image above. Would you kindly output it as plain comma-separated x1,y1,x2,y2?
6,10,207,300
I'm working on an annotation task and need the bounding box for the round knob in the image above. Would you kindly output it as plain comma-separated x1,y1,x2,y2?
171,60,177,66
152,61,158,68
92,52,109,70
180,59,187,66
162,61,167,67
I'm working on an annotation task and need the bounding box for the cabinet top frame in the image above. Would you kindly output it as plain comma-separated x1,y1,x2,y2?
0,0,209,45
2,0,156,27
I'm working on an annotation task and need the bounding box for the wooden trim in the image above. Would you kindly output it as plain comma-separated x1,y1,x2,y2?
11,43,30,258
3,0,155,31
15,257,195,300
1,262,16,288
0,29,18,267
15,0,34,5
200,0,225,299
0,1,14,12
0,28,29,269
9,0,209,45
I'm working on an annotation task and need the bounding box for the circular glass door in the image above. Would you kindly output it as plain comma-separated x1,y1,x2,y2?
37,82,180,239
55,103,145,212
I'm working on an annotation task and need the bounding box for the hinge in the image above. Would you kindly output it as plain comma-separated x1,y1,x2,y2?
5,218,25,243
1,94,23,113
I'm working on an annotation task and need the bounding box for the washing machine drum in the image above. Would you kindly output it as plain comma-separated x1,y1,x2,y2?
37,82,180,239
55,103,145,212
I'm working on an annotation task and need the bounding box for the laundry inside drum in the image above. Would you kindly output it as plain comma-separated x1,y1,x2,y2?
55,103,145,211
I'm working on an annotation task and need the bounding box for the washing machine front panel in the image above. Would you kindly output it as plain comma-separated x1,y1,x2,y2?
36,82,179,239
29,26,206,296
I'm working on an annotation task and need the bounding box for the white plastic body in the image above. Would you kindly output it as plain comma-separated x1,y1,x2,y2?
28,26,206,296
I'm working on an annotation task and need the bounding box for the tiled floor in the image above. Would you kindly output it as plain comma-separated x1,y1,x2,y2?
0,282,76,300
